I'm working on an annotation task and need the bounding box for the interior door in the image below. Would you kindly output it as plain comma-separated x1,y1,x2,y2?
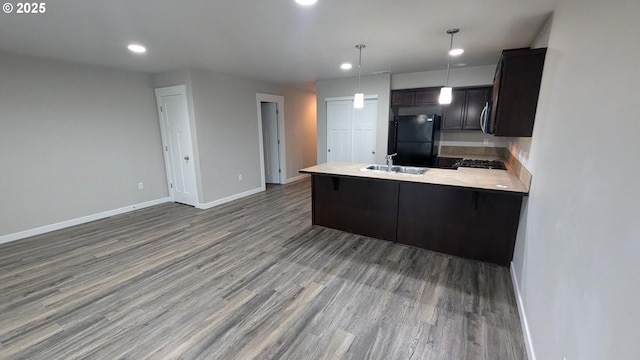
352,99,377,163
261,102,280,184
155,86,198,206
326,100,353,162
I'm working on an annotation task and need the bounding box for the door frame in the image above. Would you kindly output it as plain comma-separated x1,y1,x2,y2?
154,85,199,206
256,93,286,186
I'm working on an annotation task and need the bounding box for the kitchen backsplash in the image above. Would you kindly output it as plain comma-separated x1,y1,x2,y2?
440,145,506,157
439,145,532,189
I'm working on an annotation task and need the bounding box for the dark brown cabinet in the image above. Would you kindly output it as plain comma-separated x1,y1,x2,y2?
309,174,525,266
391,90,416,107
414,88,440,105
441,89,466,130
312,175,399,242
396,183,522,266
391,87,440,107
490,47,547,137
464,88,490,130
441,87,492,131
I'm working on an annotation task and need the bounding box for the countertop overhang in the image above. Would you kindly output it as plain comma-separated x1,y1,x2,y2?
300,162,529,195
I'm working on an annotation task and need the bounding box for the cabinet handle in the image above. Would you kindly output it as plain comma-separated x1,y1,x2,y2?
327,149,331,152
372,151,375,154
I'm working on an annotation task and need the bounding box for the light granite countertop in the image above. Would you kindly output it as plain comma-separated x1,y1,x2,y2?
300,161,529,194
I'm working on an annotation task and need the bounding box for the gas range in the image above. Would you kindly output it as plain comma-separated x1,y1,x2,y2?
458,159,507,170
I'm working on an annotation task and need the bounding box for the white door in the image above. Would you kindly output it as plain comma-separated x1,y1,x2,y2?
326,100,353,162
352,99,378,163
326,98,378,163
155,86,198,206
261,102,280,184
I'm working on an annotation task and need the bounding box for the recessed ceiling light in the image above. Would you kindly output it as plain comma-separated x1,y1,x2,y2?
449,48,464,56
340,63,352,70
295,0,317,5
127,44,147,54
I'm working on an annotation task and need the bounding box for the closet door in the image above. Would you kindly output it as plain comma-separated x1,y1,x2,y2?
352,99,378,164
326,100,353,162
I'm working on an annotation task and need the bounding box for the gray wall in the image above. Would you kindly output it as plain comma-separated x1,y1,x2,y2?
155,68,316,204
511,0,640,359
316,73,391,164
391,65,495,90
0,52,167,237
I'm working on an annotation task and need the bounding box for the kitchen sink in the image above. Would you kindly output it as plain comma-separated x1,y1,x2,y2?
364,164,389,171
363,164,428,175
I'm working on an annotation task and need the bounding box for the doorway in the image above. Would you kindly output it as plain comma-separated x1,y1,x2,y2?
256,93,286,186
155,85,198,206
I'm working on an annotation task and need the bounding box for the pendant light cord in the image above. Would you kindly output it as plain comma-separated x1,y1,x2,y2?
358,49,361,92
445,32,454,86
444,28,459,86
356,44,364,92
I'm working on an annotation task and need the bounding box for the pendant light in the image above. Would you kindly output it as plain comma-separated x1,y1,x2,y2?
439,28,459,105
354,44,366,109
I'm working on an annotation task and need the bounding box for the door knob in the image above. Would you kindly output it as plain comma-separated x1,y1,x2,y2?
184,156,190,161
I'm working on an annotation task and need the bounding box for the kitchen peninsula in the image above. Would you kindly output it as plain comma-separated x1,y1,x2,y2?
300,160,529,266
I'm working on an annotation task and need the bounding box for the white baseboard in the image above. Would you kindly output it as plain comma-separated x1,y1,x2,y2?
285,174,309,184
196,186,265,210
510,262,536,360
0,197,171,245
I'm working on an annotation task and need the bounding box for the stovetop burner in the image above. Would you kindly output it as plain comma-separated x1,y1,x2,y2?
458,159,507,170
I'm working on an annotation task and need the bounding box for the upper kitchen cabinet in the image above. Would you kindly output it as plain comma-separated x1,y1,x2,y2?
414,88,440,105
441,86,492,131
490,47,547,137
391,90,416,107
391,87,440,107
441,89,466,130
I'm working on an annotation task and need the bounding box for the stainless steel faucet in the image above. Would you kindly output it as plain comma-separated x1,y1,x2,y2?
385,153,397,171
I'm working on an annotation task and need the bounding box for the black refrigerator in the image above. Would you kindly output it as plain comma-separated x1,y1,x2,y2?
387,114,438,167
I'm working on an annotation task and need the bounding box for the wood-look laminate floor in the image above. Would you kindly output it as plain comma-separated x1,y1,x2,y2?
0,179,526,360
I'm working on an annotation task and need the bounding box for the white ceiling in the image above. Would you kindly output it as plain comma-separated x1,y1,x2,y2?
0,0,557,90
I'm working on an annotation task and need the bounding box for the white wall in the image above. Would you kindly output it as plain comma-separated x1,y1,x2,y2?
316,73,391,164
511,1,640,359
0,52,168,238
164,68,316,204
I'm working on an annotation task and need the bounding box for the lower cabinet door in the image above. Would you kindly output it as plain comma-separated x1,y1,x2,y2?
312,175,399,242
396,182,522,266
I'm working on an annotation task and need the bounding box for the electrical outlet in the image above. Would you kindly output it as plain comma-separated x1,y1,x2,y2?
238,174,243,181
483,138,489,146
138,182,144,190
